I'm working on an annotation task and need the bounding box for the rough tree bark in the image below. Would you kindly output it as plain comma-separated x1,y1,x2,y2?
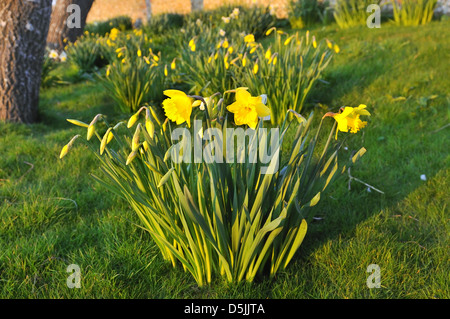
0,0,53,124
47,0,94,50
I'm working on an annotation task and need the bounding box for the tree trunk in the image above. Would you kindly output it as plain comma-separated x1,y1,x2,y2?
47,0,94,50
0,0,53,124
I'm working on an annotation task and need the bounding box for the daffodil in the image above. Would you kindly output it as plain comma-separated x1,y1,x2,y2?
323,105,371,139
60,135,81,159
265,27,275,36
244,34,255,43
189,38,196,52
171,58,176,70
265,48,272,60
222,38,229,49
334,44,340,53
49,50,59,60
272,55,278,65
59,51,67,62
162,90,196,127
284,36,294,46
253,62,259,74
226,88,271,129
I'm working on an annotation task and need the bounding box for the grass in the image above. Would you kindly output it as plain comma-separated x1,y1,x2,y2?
0,20,449,299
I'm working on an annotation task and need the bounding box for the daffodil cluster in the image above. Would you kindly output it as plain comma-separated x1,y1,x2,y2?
60,84,369,287
180,25,338,125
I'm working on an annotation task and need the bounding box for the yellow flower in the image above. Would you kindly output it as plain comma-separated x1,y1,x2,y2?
137,49,142,57
164,64,168,76
228,46,234,54
171,58,176,70
189,38,196,51
323,105,371,139
265,48,272,60
60,135,81,159
109,28,119,41
162,90,196,127
222,38,229,49
67,119,89,128
265,27,275,36
326,39,332,49
253,63,258,74
272,55,278,65
284,36,294,46
244,34,255,43
312,36,317,49
226,88,271,130
242,53,247,67
334,44,340,53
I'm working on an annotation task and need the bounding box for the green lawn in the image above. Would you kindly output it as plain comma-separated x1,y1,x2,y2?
0,20,449,299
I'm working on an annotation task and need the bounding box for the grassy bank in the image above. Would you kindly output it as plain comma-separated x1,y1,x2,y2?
0,20,448,298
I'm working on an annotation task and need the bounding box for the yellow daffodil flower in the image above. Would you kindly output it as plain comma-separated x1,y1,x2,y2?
222,38,229,49
244,34,255,43
272,55,278,65
253,63,259,74
334,44,340,53
171,58,176,70
323,105,371,139
284,36,294,46
265,48,272,60
162,90,196,127
227,88,271,130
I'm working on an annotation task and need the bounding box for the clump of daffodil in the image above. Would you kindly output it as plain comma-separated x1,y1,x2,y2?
162,90,196,127
323,105,371,139
226,87,271,129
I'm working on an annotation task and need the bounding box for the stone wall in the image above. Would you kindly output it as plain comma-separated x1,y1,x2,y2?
85,0,450,24
86,0,290,23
